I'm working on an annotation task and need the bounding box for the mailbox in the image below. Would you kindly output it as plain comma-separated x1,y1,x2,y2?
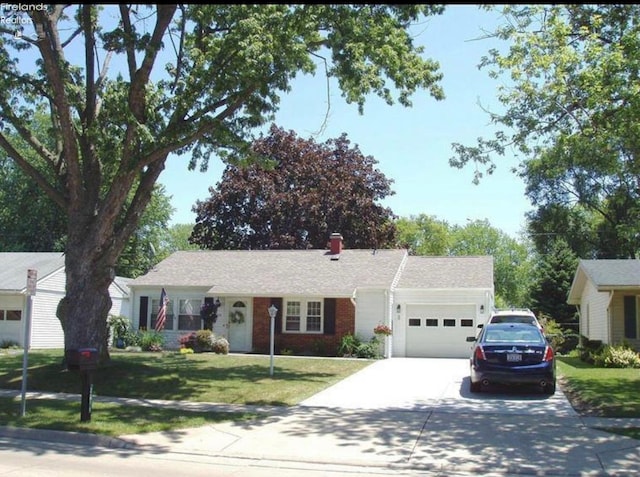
66,348,99,371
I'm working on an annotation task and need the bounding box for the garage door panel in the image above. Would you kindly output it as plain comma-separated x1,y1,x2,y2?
406,305,476,358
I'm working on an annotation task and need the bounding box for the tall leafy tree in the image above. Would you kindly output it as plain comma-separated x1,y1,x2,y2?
449,4,640,259
449,219,532,307
395,214,451,255
191,125,397,250
396,216,533,307
0,5,446,357
529,238,579,327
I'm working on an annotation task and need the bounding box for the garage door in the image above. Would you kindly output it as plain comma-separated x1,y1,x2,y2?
406,304,476,358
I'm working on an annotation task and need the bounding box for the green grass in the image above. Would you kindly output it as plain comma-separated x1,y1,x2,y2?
0,349,373,435
0,397,259,436
557,356,640,417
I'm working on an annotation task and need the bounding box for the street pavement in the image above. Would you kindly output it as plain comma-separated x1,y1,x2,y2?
2,357,640,476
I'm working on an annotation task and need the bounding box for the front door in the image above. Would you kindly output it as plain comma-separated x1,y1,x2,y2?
227,299,252,352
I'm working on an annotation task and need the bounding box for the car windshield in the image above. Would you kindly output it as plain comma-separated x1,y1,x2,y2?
483,328,544,344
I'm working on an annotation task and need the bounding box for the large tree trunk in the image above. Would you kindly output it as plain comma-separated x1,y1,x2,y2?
58,240,115,363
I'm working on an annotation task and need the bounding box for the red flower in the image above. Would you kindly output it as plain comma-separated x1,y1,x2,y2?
374,324,392,336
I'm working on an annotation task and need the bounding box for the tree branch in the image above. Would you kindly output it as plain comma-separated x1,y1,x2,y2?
0,132,66,208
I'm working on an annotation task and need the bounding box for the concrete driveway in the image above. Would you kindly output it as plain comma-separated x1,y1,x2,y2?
300,357,578,416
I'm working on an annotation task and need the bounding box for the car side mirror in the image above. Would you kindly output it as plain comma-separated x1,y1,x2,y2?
466,336,477,342
477,324,483,329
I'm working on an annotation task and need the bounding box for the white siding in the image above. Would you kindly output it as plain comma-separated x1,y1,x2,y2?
354,289,388,342
30,290,65,348
580,279,611,344
1,268,131,349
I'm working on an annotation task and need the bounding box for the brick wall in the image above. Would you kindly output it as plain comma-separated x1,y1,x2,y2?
252,297,355,356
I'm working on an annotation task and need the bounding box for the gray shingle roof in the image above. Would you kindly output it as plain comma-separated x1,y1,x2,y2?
397,255,494,289
578,259,640,287
0,252,65,291
130,249,409,296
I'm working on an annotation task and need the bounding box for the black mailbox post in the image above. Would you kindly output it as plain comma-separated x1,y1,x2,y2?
65,348,98,422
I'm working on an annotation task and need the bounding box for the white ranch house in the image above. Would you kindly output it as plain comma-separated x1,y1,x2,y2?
129,234,495,358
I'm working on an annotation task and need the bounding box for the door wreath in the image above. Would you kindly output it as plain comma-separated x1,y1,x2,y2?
229,310,245,324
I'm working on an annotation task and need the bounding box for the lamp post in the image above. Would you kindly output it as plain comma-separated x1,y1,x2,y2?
268,304,278,377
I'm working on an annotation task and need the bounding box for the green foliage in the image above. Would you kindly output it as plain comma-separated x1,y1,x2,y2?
0,339,20,349
137,330,166,352
593,345,640,369
179,330,228,354
338,333,361,357
191,125,397,250
337,333,380,358
450,4,640,259
540,315,579,355
356,338,381,359
395,214,451,255
529,240,579,326
397,216,533,306
107,314,131,346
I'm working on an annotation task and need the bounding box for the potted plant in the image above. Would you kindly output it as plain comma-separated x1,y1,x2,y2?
107,314,131,349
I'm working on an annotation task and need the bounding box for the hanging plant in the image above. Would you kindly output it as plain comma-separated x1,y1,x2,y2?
229,310,245,324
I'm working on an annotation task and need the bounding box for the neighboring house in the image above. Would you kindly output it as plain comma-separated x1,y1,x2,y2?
0,252,131,349
128,234,495,358
567,259,640,351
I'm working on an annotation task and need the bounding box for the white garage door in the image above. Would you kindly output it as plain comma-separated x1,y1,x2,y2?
406,304,476,358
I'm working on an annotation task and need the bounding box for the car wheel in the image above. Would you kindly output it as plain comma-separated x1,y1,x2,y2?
470,380,481,393
543,381,556,395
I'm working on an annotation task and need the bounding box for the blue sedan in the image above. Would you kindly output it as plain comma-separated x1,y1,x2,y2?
466,322,556,395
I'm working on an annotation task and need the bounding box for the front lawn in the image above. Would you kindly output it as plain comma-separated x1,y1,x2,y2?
0,349,372,405
0,349,372,435
556,356,640,417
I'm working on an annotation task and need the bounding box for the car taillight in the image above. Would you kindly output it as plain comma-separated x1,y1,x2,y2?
475,345,486,361
543,346,554,362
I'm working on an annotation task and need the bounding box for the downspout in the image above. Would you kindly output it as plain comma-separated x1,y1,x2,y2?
386,251,409,358
606,291,614,345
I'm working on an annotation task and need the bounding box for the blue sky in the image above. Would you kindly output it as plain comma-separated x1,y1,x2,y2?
160,5,531,238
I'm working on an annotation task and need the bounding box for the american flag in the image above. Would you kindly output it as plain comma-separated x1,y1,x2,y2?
155,288,169,331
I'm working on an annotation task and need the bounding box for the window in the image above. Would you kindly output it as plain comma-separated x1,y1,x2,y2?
178,299,202,331
443,319,456,327
0,310,21,321
425,319,438,327
408,318,421,326
461,319,474,327
151,297,174,330
284,299,323,333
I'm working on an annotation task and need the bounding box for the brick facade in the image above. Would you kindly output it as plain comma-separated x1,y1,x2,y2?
252,297,355,357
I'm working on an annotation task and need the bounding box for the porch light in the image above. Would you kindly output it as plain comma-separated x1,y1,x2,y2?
268,304,278,377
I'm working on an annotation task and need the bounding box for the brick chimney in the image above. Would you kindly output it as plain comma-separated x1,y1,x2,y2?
329,233,343,255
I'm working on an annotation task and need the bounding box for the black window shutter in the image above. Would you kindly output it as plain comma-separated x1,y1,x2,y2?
324,298,336,335
624,296,637,339
271,298,283,333
139,296,149,330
